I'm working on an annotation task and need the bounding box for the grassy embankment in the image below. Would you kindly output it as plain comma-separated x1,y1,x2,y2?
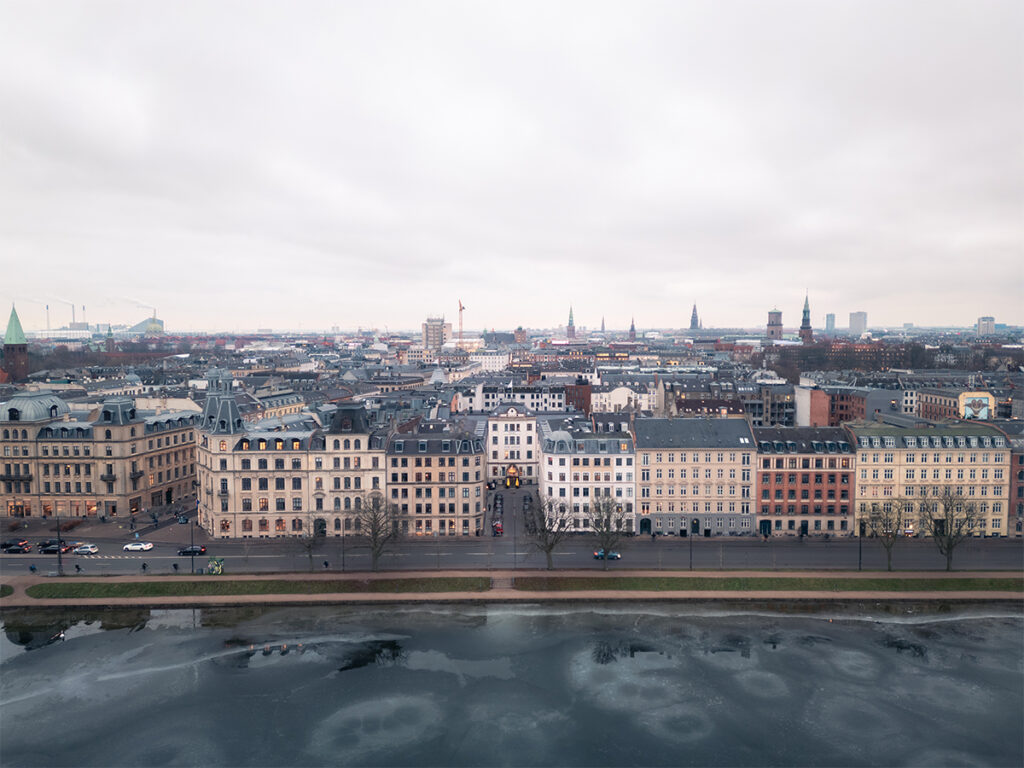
514,576,1024,592
0,584,12,598
25,577,490,599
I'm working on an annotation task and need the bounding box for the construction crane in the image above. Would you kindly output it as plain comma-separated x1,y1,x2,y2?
458,300,465,348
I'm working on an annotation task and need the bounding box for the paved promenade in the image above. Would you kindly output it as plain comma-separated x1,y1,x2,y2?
1,569,1020,609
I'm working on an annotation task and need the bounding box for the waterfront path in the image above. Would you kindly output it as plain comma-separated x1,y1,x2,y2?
1,569,1021,609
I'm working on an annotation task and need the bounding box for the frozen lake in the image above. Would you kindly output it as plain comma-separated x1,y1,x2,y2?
1,603,1021,767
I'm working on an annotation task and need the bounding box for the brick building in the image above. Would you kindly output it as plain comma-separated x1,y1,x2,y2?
753,427,855,536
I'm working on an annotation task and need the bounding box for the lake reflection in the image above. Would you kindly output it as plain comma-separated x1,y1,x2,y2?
1,604,1021,767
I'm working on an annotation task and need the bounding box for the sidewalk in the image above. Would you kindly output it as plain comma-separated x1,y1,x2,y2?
2,569,1020,609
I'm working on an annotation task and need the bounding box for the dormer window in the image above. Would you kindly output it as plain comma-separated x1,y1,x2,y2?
103,411,112,422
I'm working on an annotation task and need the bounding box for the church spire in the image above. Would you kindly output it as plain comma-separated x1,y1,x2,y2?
4,304,27,346
567,306,576,340
799,293,813,343
690,303,699,331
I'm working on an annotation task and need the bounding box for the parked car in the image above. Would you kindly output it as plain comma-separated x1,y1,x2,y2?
3,543,31,553
73,544,99,555
593,549,621,560
123,541,154,552
491,521,503,537
178,545,206,556
177,515,189,524
1,539,29,551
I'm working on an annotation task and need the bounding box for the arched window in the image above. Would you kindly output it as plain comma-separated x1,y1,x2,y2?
2,429,7,439
130,427,136,437
292,439,301,450
219,440,227,451
333,439,340,450
274,439,284,450
344,497,351,511
353,439,361,450
334,518,341,530
333,497,341,510
105,429,112,440
343,439,351,450
354,497,362,510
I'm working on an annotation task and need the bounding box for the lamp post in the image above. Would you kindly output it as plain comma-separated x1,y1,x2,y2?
513,495,518,570
56,511,64,577
858,520,865,571
689,525,694,571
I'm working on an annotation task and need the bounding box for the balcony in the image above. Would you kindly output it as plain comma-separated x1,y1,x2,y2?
100,473,117,483
130,470,144,480
0,472,31,482
217,488,230,497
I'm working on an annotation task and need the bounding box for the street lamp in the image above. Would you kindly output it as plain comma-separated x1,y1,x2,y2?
858,520,865,571
689,524,694,571
56,511,64,577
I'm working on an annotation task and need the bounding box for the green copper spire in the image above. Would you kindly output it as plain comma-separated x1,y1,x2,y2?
4,304,27,345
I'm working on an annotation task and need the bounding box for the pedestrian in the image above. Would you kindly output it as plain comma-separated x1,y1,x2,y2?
172,563,179,572
29,564,37,574
651,533,656,542
323,560,329,570
141,562,147,573
74,564,81,573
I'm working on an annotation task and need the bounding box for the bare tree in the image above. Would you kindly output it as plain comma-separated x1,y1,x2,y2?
355,491,401,572
523,492,575,570
917,489,981,571
865,498,910,571
584,496,632,570
296,528,326,572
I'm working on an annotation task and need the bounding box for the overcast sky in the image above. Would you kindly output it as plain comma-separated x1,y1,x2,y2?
1,0,1021,334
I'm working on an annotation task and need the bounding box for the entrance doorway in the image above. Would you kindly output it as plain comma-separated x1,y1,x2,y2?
639,517,651,535
759,520,771,537
691,518,700,535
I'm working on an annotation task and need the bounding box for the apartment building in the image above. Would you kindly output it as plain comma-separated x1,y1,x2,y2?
485,404,539,486
633,418,755,537
538,417,636,532
386,420,486,537
1,390,198,519
753,427,855,536
846,421,1011,537
196,373,387,538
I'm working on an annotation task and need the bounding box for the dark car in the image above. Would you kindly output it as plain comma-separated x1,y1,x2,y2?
3,543,32,553
178,545,207,556
177,515,189,524
1,539,30,551
39,543,73,554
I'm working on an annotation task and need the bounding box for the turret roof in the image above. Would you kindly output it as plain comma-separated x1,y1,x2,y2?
4,305,26,346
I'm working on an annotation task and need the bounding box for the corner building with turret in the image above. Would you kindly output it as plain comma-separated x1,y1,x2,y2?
196,370,388,538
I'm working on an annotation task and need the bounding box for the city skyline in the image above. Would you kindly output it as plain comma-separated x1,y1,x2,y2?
1,1,1021,332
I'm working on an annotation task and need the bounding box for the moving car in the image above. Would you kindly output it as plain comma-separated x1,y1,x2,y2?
39,543,73,554
3,543,31,553
178,545,207,556
73,544,99,555
593,549,621,560
1,539,29,552
491,521,503,537
123,541,154,552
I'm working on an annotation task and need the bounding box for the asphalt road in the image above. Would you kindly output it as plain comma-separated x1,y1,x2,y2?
2,496,1022,576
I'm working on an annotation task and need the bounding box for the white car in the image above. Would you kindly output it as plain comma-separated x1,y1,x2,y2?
123,541,154,552
73,544,99,555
